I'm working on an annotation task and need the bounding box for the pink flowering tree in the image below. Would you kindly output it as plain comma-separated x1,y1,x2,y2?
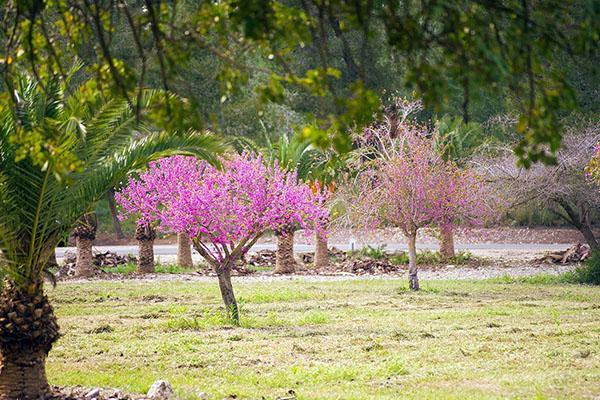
116,154,327,322
349,126,491,291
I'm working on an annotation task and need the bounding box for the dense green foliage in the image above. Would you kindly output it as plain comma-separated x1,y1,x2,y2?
0,75,222,290
1,0,598,165
574,251,600,284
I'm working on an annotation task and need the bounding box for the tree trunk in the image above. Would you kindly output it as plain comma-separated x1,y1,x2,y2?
216,266,239,323
439,226,455,260
0,348,50,399
73,213,97,277
274,231,297,274
177,232,193,268
314,233,329,268
75,237,95,277
136,223,155,273
107,189,125,240
0,282,59,400
579,223,600,251
406,232,420,291
556,199,599,251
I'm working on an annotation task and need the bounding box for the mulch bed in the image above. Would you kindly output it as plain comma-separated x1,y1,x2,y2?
533,243,591,265
56,243,587,282
56,250,135,279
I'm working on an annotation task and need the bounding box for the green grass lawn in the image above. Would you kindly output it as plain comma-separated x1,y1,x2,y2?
47,278,600,399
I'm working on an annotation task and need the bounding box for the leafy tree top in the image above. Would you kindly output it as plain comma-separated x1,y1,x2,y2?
345,110,494,236
1,0,597,166
0,75,223,290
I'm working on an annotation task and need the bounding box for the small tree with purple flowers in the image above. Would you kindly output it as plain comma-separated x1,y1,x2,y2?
348,123,490,291
117,154,327,322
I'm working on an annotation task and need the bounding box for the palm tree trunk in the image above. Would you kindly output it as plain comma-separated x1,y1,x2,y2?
216,265,238,323
274,231,297,274
0,348,50,399
439,226,455,260
75,237,95,277
177,233,193,268
73,213,97,277
0,283,59,400
314,233,329,268
407,231,420,291
136,223,155,273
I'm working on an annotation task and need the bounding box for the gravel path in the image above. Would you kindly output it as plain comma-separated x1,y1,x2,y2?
55,243,573,262
63,263,577,284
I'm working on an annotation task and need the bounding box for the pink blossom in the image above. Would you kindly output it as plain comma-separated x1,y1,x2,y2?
351,125,492,236
116,153,328,265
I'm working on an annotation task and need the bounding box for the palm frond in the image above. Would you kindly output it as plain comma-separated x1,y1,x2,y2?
0,75,225,289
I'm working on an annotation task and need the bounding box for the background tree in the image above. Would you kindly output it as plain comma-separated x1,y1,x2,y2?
0,76,223,399
585,142,600,184
116,154,327,322
433,115,488,259
107,188,125,240
478,117,600,250
135,221,156,273
346,116,490,290
176,233,194,269
261,133,323,274
2,0,596,165
73,213,98,277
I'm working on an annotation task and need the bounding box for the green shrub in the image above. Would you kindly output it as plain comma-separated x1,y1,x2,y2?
390,250,474,265
417,250,442,264
448,251,473,264
573,251,600,285
102,262,196,274
390,250,441,265
390,252,409,265
357,245,388,260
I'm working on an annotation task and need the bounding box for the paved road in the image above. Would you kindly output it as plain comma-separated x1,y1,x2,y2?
55,242,571,258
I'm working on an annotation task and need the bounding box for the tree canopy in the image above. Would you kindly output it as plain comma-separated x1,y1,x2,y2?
1,0,598,167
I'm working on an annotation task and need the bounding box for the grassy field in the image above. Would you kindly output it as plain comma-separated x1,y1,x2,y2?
47,277,600,399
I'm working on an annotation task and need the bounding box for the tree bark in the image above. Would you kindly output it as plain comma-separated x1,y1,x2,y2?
216,266,239,323
406,232,420,291
556,200,599,251
107,189,125,240
177,232,193,268
579,223,600,251
274,231,297,274
439,226,455,260
314,233,329,268
0,348,50,400
74,237,95,277
136,223,155,273
0,283,59,400
73,213,97,277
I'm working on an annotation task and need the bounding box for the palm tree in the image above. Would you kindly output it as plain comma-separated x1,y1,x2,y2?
262,133,323,274
176,232,194,268
0,76,223,398
310,154,347,269
135,221,156,273
73,213,98,277
433,116,485,259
